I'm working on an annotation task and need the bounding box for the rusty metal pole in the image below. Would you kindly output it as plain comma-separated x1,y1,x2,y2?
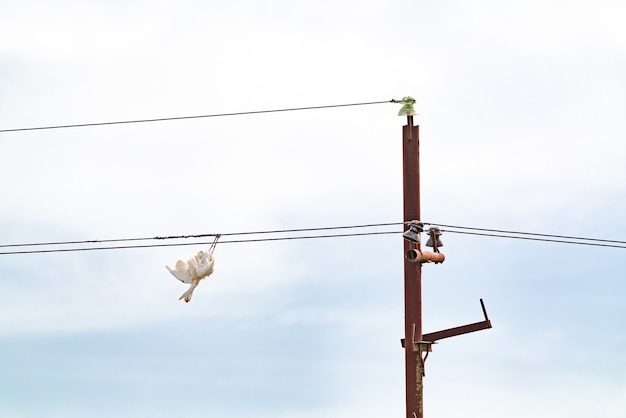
403,115,424,418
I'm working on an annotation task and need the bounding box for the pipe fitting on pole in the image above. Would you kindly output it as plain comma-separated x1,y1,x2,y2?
405,249,445,264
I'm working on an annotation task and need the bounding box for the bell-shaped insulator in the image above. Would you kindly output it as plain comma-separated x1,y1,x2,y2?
402,221,424,244
425,227,444,248
397,96,417,116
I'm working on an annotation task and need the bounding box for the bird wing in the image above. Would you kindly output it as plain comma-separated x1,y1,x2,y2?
165,260,193,283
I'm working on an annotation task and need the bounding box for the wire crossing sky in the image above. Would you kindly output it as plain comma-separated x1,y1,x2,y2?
0,99,395,133
1,222,624,255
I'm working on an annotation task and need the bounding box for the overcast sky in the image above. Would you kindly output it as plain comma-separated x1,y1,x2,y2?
1,1,625,417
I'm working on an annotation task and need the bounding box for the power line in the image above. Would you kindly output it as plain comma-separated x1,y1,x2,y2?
0,100,394,133
1,221,625,255
0,230,400,255
441,230,626,249
0,222,402,249
8,220,624,251
433,223,626,245
430,222,626,248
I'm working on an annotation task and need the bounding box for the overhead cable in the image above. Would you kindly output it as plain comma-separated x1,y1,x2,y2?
432,223,626,245
0,230,400,255
1,221,625,255
441,230,626,249
0,222,402,249
0,100,394,133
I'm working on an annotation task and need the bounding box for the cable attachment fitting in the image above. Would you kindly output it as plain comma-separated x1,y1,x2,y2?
393,96,417,116
402,221,423,244
425,227,443,253
405,225,445,264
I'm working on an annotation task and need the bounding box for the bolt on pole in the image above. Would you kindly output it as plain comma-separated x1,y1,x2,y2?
403,115,424,418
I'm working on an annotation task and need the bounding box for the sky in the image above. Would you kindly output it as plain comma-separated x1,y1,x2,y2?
1,0,625,417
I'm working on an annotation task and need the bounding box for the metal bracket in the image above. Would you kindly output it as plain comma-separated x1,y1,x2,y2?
400,298,492,350
400,323,435,353
422,298,492,342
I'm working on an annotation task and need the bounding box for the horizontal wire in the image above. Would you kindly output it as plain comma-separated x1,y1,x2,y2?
0,222,403,249
0,231,400,255
441,230,626,249
0,100,394,133
432,223,626,245
1,221,625,255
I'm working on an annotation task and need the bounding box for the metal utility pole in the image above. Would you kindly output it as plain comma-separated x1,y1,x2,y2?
402,114,425,418
398,98,492,418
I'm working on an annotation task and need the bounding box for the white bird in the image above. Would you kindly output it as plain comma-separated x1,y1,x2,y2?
166,250,215,302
